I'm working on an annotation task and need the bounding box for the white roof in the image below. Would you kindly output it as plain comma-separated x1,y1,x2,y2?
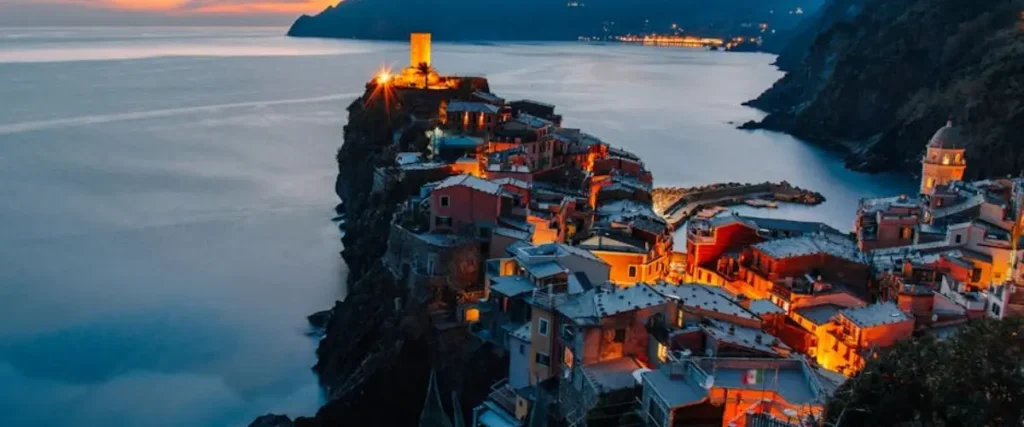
840,302,911,328
594,284,667,317
492,177,532,189
702,318,788,356
434,174,505,195
509,322,531,343
753,233,863,263
649,283,758,321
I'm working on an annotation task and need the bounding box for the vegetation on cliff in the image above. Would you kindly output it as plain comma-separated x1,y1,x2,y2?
745,0,1024,177
826,318,1024,425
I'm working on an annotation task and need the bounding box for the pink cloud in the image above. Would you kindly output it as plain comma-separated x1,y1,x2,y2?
48,0,337,14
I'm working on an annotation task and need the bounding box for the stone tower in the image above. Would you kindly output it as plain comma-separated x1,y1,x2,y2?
410,33,431,68
920,121,967,195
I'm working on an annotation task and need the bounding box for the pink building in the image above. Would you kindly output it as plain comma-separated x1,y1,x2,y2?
855,195,921,251
429,175,524,234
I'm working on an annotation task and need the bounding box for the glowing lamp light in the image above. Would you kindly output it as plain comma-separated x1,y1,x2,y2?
376,69,392,85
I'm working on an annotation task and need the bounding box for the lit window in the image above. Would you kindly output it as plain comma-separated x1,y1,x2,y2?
563,347,574,368
464,308,480,323
676,307,684,328
538,317,549,336
440,195,450,207
942,154,951,165
657,343,668,362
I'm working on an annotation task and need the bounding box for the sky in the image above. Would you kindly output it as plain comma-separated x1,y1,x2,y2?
0,0,338,26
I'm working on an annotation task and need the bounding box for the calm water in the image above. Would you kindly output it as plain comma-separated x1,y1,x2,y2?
0,27,913,426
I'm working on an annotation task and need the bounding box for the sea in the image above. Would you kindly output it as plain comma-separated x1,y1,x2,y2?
0,27,914,426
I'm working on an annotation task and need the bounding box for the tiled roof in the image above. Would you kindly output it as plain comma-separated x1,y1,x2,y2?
524,261,566,279
753,233,863,263
582,357,644,393
795,304,843,326
438,134,485,148
472,91,504,104
649,283,757,321
515,113,553,129
434,174,504,195
702,318,789,356
858,195,919,214
493,227,530,241
491,177,531,189
447,101,500,114
597,200,662,223
578,233,647,254
594,284,667,317
641,367,709,408
748,299,785,316
557,243,605,263
509,322,531,342
631,217,668,236
490,275,535,297
556,290,600,325
511,99,555,109
840,302,911,328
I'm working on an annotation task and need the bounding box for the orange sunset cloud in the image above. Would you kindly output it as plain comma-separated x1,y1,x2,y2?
75,0,337,14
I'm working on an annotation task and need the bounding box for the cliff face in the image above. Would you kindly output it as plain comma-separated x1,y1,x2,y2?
265,91,505,427
745,0,1024,178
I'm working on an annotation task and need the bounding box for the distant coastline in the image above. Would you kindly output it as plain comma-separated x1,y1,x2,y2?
286,0,819,53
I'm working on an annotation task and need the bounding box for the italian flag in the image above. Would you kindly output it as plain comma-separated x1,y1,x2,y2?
742,368,764,385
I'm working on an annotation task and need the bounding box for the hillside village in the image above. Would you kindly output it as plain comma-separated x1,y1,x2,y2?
350,34,1024,427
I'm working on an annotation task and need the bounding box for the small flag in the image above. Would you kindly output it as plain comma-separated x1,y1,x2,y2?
742,368,764,385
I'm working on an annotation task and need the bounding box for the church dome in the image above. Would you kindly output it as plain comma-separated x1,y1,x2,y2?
928,121,965,149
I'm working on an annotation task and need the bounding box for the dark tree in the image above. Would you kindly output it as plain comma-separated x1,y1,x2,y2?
826,318,1024,426
416,62,432,89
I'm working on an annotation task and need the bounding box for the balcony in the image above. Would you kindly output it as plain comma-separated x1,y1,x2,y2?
533,287,569,308
687,226,716,244
487,379,518,415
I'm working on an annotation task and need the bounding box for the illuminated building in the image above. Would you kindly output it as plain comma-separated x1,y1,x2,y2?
813,302,914,374
410,32,431,68
920,121,967,195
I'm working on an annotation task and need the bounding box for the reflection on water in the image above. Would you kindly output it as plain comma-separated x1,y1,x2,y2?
0,27,913,426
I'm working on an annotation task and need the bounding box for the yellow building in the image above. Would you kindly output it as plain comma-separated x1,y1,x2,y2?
410,32,431,67
921,122,967,195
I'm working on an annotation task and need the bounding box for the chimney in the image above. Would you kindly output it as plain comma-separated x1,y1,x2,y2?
755,334,762,344
728,324,735,335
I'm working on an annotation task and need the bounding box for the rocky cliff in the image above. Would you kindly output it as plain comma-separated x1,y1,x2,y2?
744,0,1024,178
250,89,506,427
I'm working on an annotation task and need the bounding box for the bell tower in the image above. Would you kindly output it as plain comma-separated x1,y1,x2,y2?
920,121,967,195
